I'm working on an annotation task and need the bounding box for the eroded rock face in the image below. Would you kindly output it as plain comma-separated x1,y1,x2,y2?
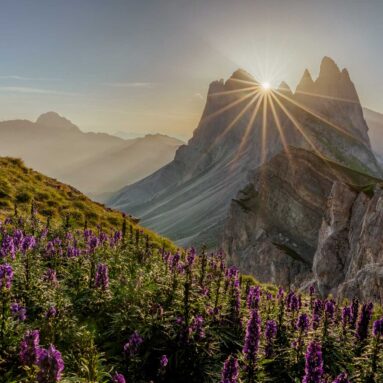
314,183,383,302
222,147,377,287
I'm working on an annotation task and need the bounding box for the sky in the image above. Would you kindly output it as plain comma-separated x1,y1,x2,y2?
0,0,382,141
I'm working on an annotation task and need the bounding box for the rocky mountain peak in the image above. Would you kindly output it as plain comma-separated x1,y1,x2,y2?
296,68,315,93
36,112,79,131
318,56,341,79
278,81,293,96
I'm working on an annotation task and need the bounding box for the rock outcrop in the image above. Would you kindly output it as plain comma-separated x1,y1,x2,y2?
314,182,383,303
222,147,379,287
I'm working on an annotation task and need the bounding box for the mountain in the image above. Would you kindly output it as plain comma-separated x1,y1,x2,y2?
108,57,381,247
363,107,383,162
0,156,172,246
222,147,381,298
0,112,183,194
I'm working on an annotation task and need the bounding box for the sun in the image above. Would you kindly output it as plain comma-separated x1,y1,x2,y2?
261,82,271,91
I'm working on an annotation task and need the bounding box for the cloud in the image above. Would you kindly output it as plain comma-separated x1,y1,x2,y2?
0,75,61,81
0,86,79,96
103,81,156,88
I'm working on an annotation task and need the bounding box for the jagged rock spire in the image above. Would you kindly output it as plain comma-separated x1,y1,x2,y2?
278,81,293,96
296,69,315,94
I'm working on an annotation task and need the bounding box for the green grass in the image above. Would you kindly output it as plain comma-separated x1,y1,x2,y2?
0,157,174,249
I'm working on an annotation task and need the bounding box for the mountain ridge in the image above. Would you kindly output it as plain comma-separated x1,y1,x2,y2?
0,112,183,194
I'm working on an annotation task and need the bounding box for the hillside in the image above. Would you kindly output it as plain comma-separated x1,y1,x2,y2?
108,57,381,247
1,209,382,382
0,157,172,248
0,112,183,194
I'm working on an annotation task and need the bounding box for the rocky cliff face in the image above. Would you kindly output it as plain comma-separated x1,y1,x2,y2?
108,57,381,247
222,147,379,287
314,181,383,303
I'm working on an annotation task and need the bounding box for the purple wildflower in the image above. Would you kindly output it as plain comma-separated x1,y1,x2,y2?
19,330,41,366
356,302,374,341
246,286,261,309
350,298,359,329
11,302,27,321
37,344,64,382
302,341,324,383
190,315,205,340
186,247,196,267
112,373,126,383
342,306,351,328
160,354,168,367
373,317,383,337
312,299,323,330
332,372,350,383
243,309,261,363
124,331,143,357
297,313,310,333
0,263,13,289
325,300,335,321
46,306,58,319
220,355,239,383
265,319,278,358
21,235,36,254
43,268,58,285
0,234,15,259
94,263,109,290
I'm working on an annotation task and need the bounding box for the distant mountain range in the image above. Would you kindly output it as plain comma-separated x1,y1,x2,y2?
108,57,382,248
0,112,183,194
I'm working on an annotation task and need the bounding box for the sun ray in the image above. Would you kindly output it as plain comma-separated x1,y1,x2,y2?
261,91,269,164
214,91,261,144
200,89,258,124
274,89,366,145
209,85,259,97
270,92,323,158
229,93,264,167
267,93,291,157
294,89,360,104
270,92,346,183
227,77,261,88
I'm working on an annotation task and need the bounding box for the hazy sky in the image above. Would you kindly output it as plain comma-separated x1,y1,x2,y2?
0,0,382,140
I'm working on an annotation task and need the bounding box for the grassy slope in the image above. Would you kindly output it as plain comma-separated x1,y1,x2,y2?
0,157,173,248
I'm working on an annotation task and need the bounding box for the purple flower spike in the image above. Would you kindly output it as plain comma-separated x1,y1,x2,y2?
20,330,41,366
332,372,350,383
160,354,168,367
94,263,109,290
112,373,126,383
0,263,14,289
37,344,64,382
373,317,383,337
124,331,143,357
356,302,373,341
220,355,239,383
303,341,323,383
243,309,261,363
297,313,310,333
